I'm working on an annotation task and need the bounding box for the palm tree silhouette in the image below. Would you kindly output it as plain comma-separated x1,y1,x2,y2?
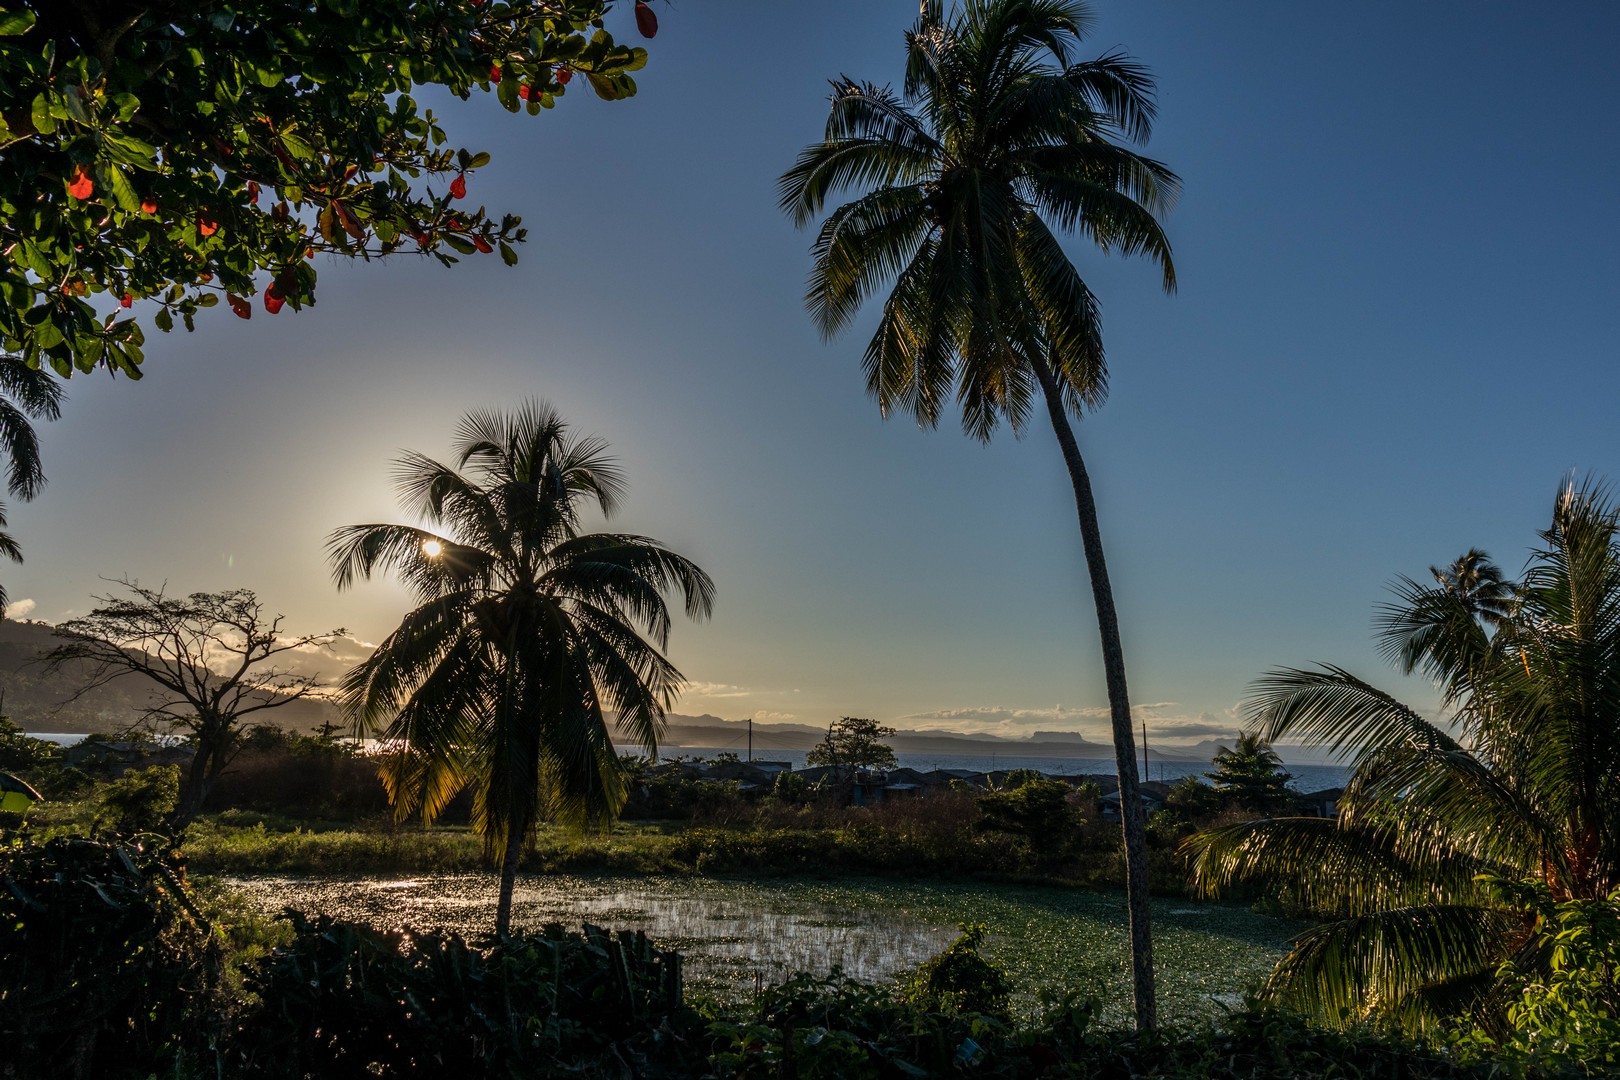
329,402,713,935
779,0,1177,1026
0,355,63,612
1188,477,1620,1033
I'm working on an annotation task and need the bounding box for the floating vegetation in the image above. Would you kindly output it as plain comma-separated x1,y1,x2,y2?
224,873,1302,1022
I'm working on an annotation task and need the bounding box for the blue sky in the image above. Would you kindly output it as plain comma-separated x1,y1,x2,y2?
6,1,1619,744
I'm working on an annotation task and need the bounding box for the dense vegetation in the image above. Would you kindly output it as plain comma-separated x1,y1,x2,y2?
0,835,1538,1080
0,0,655,376
1188,479,1620,1046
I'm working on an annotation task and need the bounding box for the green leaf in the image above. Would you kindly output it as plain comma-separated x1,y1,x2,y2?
0,11,36,35
466,151,491,169
29,93,55,135
442,234,477,255
105,167,141,212
498,241,518,267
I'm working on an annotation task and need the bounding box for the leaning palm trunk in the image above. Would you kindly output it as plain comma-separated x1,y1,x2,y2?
1031,349,1154,1028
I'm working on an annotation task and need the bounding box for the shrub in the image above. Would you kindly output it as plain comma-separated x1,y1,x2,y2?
901,923,1014,1020
229,914,696,1078
95,764,180,834
0,836,222,1079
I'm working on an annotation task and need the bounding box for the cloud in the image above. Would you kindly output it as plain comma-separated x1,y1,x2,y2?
683,681,752,699
753,709,798,722
5,598,35,618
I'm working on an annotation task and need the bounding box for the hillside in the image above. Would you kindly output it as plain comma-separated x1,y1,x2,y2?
0,619,340,733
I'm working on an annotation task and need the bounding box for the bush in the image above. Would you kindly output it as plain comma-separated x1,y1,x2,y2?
95,764,180,834
229,914,696,1078
0,836,222,1080
0,715,58,771
901,923,1014,1020
204,734,392,821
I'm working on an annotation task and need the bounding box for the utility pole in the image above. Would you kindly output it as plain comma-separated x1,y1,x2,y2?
1141,719,1149,784
747,717,753,763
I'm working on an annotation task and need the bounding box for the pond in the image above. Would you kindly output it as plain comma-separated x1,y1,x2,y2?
224,872,1302,1022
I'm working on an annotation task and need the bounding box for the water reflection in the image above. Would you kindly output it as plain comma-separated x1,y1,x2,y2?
227,873,957,997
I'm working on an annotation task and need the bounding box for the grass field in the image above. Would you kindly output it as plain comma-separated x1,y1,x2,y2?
220,871,1302,1025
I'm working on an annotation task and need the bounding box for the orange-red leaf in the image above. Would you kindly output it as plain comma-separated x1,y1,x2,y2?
68,166,94,200
635,1,657,38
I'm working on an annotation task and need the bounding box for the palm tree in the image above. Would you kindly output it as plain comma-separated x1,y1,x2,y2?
328,402,714,936
0,353,64,612
1205,732,1293,813
1185,477,1620,1034
779,0,1177,1027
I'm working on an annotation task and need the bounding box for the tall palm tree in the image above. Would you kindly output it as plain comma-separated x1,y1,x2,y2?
328,402,714,936
0,353,64,612
779,0,1177,1027
1186,477,1620,1034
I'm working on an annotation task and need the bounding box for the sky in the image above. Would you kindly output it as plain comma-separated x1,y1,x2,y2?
6,1,1619,746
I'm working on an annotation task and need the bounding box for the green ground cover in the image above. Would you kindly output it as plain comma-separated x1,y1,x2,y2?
220,871,1303,1025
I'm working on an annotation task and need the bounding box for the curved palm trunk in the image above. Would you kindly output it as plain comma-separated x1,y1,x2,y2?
1030,350,1156,1030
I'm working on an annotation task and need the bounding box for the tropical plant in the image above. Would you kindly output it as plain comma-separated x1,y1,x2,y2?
0,2,656,375
1205,732,1293,813
328,402,713,936
1186,477,1620,1035
779,0,1178,1027
0,352,63,610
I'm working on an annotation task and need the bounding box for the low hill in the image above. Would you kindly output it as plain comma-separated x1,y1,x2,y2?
0,619,340,733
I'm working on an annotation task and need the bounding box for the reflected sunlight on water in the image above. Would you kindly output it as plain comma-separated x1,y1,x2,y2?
227,873,957,996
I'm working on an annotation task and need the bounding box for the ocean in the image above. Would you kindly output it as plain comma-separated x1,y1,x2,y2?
27,734,1353,792
662,746,1352,792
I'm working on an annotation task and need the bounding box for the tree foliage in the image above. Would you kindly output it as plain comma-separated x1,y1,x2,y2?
1186,477,1620,1035
44,579,346,827
806,715,897,771
1205,732,1293,813
0,0,655,376
329,400,713,935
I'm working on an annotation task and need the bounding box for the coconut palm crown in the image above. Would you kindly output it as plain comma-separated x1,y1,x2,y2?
0,354,63,612
780,0,1178,1029
1186,477,1620,1033
328,402,713,935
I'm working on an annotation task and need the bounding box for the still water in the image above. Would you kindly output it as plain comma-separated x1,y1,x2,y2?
223,873,1299,1020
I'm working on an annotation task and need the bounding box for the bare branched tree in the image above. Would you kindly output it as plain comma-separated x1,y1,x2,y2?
44,579,346,826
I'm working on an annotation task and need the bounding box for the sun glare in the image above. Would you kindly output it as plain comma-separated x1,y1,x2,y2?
421,539,443,558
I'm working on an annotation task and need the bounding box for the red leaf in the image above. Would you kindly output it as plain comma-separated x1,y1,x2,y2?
247,181,260,203
635,1,657,38
518,84,531,100
556,66,573,86
141,197,158,214
264,290,285,314
473,237,492,253
228,294,251,319
490,64,501,82
332,200,367,242
120,293,133,308
68,166,94,200
449,173,467,200
198,217,219,236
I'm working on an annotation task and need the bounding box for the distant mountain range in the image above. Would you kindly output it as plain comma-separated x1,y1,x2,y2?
0,619,337,733
0,619,1336,764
